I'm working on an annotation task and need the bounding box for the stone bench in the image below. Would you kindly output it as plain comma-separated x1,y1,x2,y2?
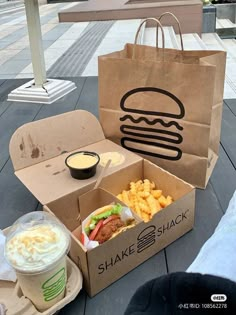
58,0,203,36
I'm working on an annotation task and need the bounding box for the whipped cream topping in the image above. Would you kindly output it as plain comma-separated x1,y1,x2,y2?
5,224,69,272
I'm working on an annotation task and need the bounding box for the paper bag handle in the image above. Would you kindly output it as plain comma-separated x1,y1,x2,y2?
133,17,165,60
157,12,184,51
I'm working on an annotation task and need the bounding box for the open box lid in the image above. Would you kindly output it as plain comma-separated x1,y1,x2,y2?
9,110,142,205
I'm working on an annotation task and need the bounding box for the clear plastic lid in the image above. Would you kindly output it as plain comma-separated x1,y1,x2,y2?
4,212,71,274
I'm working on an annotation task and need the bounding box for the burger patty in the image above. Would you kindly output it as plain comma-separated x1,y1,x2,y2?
94,218,124,243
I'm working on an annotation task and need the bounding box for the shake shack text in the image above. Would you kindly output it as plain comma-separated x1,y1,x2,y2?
97,210,189,274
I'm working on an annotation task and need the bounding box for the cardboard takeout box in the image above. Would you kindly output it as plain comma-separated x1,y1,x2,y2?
9,110,195,297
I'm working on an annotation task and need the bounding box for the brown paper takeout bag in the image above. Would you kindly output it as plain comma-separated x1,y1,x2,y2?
98,15,226,188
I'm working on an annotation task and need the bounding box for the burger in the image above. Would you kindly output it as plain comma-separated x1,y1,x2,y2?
82,204,135,245
119,87,185,161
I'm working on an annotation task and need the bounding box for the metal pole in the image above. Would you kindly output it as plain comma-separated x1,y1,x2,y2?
24,0,47,87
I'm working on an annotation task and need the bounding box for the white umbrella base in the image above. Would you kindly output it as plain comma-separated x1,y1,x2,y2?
8,79,76,104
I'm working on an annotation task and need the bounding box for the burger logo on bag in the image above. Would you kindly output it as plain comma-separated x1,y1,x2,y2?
119,87,185,161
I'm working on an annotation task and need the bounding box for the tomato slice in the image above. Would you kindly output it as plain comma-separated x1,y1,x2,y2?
80,233,85,245
89,219,104,240
103,215,120,226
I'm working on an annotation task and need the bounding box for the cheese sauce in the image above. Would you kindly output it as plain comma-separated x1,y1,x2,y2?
67,154,98,169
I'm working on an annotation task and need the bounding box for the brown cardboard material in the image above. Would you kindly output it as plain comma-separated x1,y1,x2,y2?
44,159,195,296
9,110,195,297
9,110,142,205
78,188,140,222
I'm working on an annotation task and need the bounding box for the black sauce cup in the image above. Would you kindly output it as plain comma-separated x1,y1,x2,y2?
65,151,100,180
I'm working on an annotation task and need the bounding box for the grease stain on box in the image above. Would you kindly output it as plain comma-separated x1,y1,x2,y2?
19,137,26,158
31,147,40,159
27,135,41,159
53,169,66,176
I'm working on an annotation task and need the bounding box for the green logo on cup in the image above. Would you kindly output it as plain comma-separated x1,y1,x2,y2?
42,267,66,302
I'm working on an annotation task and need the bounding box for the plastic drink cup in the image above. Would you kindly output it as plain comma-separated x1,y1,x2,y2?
15,255,67,311
4,212,70,311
